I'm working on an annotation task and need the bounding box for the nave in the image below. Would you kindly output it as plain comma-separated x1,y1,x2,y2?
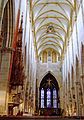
0,0,84,117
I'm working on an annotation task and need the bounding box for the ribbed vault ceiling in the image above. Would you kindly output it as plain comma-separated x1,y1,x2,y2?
30,0,76,58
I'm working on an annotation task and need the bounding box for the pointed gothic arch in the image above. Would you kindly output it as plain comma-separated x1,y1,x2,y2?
39,72,61,116
75,56,83,115
2,0,14,47
39,71,60,88
68,72,70,92
71,66,74,88
76,56,80,81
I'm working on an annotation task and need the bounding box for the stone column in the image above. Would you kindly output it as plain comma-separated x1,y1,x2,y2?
35,79,38,114
0,47,13,115
64,81,68,115
71,87,76,115
59,85,63,110
75,81,81,116
81,75,84,115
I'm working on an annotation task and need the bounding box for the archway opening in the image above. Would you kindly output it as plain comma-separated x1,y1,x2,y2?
39,73,61,116
2,0,14,48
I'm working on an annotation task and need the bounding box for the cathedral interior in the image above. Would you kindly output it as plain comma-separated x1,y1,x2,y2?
0,0,84,119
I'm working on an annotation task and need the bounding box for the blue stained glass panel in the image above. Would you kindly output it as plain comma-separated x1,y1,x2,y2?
53,88,57,108
41,88,44,108
47,88,51,108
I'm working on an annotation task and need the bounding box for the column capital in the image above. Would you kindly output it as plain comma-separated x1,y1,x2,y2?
0,47,15,53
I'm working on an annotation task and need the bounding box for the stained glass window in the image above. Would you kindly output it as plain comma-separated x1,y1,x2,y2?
47,88,51,108
41,88,44,108
58,102,60,108
48,52,51,56
53,88,57,108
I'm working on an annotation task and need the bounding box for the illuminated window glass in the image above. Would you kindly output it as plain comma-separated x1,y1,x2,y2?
48,52,51,56
58,103,60,108
41,88,44,108
47,88,51,108
53,88,57,108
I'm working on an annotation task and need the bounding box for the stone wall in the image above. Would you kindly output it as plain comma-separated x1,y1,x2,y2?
62,2,84,116
37,62,62,87
37,61,63,108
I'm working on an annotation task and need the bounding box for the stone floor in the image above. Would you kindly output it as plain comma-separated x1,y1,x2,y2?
0,116,84,120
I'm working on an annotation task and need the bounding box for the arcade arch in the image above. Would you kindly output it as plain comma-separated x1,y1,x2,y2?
39,73,60,116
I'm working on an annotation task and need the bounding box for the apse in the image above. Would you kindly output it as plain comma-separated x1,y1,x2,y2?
39,73,61,116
